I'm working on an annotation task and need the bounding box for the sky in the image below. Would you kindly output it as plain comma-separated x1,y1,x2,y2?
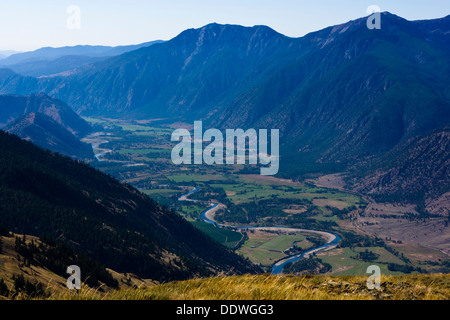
0,0,449,51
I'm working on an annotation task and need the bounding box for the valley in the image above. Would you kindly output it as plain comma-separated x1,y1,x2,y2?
81,117,450,276
0,10,448,302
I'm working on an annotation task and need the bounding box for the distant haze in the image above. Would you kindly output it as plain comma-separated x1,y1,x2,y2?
0,50,21,58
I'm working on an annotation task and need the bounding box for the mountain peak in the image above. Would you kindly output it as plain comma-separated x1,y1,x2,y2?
199,22,280,34
176,22,286,45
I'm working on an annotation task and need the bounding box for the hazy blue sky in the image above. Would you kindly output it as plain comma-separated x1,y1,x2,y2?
0,0,448,51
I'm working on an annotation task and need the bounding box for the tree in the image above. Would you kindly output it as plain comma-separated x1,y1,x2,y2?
0,279,9,297
355,249,379,262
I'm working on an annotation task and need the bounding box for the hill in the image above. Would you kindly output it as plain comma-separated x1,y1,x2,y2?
0,226,160,299
3,55,107,78
5,112,93,159
351,128,450,208
0,93,91,138
0,130,260,282
0,228,119,298
0,93,93,159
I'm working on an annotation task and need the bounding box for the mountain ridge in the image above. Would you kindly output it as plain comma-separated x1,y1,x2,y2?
0,41,164,77
5,112,94,159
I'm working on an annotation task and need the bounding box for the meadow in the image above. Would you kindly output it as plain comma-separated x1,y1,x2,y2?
42,274,450,300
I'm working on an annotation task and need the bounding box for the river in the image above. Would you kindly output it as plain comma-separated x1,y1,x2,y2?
82,133,342,274
81,132,112,161
82,132,145,166
178,187,341,275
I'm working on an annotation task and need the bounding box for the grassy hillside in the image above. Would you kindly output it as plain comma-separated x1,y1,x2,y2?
4,228,447,301
30,274,450,300
0,230,157,300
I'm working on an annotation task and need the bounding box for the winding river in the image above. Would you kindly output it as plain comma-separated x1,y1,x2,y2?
82,132,341,274
82,132,145,166
81,132,112,161
178,187,341,275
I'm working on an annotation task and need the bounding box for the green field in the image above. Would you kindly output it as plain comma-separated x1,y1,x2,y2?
318,247,406,276
142,188,180,205
311,213,340,222
190,221,243,248
258,234,308,251
142,188,180,196
178,204,207,221
169,173,230,183
117,124,172,133
237,231,319,267
118,148,171,155
82,117,107,125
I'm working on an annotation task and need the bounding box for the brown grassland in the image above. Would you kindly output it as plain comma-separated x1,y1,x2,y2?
32,273,450,300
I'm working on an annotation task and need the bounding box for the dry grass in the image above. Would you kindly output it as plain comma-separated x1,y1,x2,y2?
39,273,449,301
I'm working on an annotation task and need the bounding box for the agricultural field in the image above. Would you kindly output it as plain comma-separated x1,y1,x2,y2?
317,247,405,276
191,221,243,249
237,230,317,267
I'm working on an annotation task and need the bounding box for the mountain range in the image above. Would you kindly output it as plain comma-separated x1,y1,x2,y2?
0,42,163,77
0,12,448,208
0,50,20,60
